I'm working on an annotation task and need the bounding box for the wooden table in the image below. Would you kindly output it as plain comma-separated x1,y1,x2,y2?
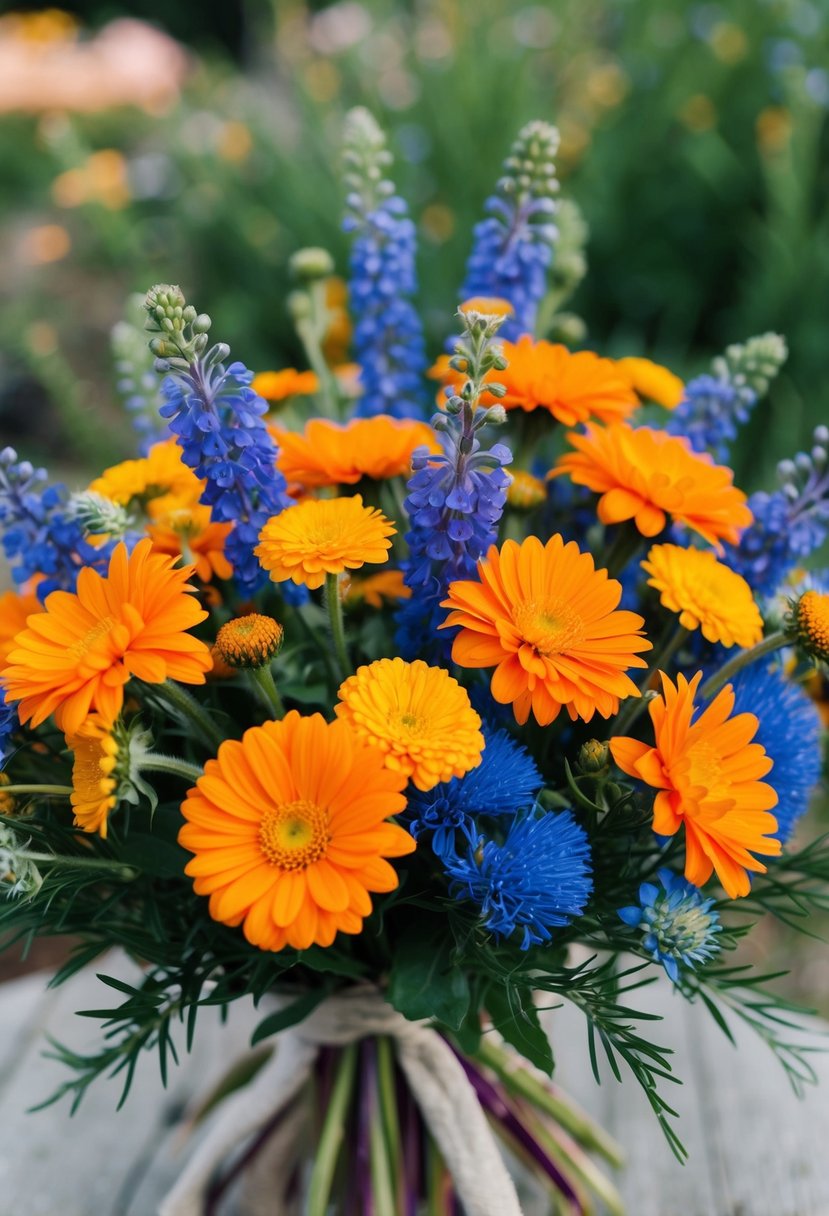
0,956,827,1215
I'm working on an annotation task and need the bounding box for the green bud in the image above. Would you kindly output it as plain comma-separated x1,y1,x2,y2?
287,289,314,323
483,404,507,425
578,739,610,774
290,246,336,282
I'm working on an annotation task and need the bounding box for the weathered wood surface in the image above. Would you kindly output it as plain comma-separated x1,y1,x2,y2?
0,956,827,1215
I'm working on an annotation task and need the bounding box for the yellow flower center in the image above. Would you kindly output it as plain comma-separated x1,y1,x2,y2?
515,600,585,656
685,741,728,803
394,710,426,737
68,615,117,660
796,591,829,662
259,799,330,871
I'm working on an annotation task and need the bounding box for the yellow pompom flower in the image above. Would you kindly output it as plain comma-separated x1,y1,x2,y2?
215,614,284,669
255,495,395,590
335,657,484,791
791,590,829,664
642,544,763,648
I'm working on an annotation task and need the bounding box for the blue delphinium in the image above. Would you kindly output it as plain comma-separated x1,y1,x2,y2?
342,108,427,419
726,424,829,595
461,121,559,341
111,296,170,456
729,663,823,843
144,286,292,596
619,868,722,984
406,728,542,859
0,448,112,599
446,810,592,950
396,309,512,661
668,333,786,462
0,689,17,771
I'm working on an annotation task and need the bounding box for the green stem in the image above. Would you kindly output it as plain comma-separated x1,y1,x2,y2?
611,624,690,737
374,1038,402,1209
325,572,351,681
157,680,224,752
138,755,203,784
250,665,285,718
297,280,341,419
22,851,137,877
425,1135,451,1216
306,1044,357,1216
699,630,789,702
0,785,73,797
601,521,645,578
370,1051,398,1214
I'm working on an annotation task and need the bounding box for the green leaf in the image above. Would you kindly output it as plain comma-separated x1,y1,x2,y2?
387,933,470,1030
251,988,329,1046
486,983,554,1076
116,833,190,879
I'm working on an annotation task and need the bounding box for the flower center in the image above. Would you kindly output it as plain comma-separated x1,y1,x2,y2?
514,600,585,656
686,741,727,801
68,615,117,660
258,799,330,870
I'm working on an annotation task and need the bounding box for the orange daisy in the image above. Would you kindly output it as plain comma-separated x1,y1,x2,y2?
616,357,685,409
345,569,411,608
335,657,484,791
179,711,415,952
431,338,638,425
272,416,437,491
252,368,320,403
2,539,212,735
553,422,752,549
611,671,781,899
440,535,651,726
145,494,232,583
642,544,763,648
0,587,42,670
255,496,395,590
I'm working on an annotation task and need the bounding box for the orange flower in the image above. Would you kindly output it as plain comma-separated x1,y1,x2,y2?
90,439,198,506
431,338,638,425
441,535,651,726
642,544,763,648
554,422,752,549
66,713,121,838
611,671,780,898
0,587,42,670
345,569,411,608
459,296,514,317
145,495,232,583
616,357,685,409
273,416,437,490
2,540,212,734
255,496,395,590
252,369,319,402
179,711,415,951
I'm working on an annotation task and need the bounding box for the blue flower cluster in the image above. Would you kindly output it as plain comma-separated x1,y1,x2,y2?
0,689,17,771
342,108,427,419
461,120,559,341
407,727,541,859
111,302,170,456
729,662,823,843
667,374,752,462
0,447,112,599
158,354,292,595
619,868,722,984
447,810,592,950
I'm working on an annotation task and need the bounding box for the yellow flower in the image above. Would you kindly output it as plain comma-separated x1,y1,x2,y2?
90,439,197,507
335,658,484,791
255,496,395,590
66,714,121,838
791,591,829,664
616,357,685,409
506,470,547,510
345,570,411,608
642,544,763,648
215,614,284,669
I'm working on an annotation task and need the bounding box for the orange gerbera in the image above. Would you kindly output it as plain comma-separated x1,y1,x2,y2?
554,422,752,548
2,539,212,734
642,544,763,648
273,416,437,490
0,587,42,670
611,671,781,898
345,569,411,608
616,357,684,409
145,494,232,583
431,338,638,425
255,496,395,590
440,535,651,726
252,369,319,402
179,711,415,951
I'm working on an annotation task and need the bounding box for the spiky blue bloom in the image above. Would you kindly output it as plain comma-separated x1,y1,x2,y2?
729,663,822,843
446,810,592,950
0,448,112,599
406,728,542,859
461,121,559,341
111,299,170,455
0,689,17,771
619,868,722,984
667,374,752,462
342,108,427,419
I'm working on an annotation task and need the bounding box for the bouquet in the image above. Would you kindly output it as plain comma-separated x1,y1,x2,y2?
0,108,827,1215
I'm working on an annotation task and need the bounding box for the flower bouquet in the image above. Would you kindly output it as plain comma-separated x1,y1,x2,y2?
0,109,827,1215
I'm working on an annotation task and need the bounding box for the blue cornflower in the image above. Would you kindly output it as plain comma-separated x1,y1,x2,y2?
406,728,542,859
446,810,592,950
667,374,752,462
461,121,559,341
728,663,823,843
0,448,112,599
619,868,722,984
0,689,17,771
342,108,427,419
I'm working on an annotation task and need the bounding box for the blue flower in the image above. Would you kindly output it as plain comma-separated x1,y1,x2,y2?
111,305,170,456
0,689,17,771
728,663,823,843
446,810,592,950
0,448,113,599
619,868,722,984
158,356,292,595
342,108,427,419
667,374,753,462
406,728,542,859
461,121,559,341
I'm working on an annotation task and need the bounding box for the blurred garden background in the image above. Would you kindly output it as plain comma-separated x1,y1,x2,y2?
0,0,828,998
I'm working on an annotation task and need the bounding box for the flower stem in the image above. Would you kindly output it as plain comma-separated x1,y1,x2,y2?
611,624,689,737
250,664,285,718
22,851,137,877
307,1043,358,1216
368,1039,398,1214
0,784,73,797
601,521,644,578
699,629,788,702
325,571,351,681
138,754,203,784
157,680,224,752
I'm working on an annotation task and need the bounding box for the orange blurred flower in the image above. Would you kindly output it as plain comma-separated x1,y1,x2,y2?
273,415,437,490
616,357,684,409
252,369,320,403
